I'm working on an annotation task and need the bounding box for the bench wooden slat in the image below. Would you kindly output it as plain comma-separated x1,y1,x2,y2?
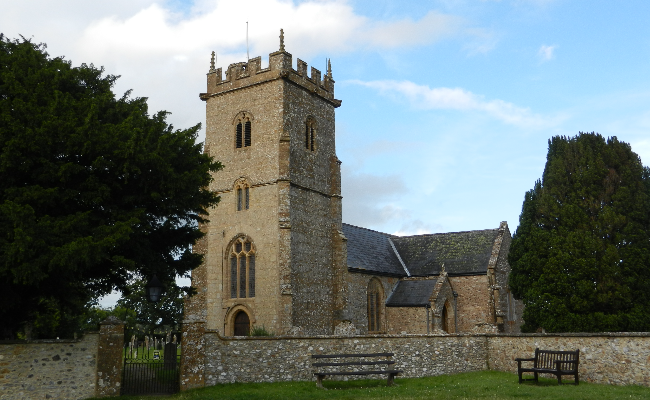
312,352,393,359
516,348,579,385
313,360,395,367
312,352,401,388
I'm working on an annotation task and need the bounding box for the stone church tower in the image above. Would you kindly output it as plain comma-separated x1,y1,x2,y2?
185,31,347,336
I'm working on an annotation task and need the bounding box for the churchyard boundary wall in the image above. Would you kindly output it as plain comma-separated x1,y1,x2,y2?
0,317,124,400
182,330,650,390
3,324,649,398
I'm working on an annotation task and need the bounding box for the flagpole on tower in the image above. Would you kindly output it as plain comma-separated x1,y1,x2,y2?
246,21,249,61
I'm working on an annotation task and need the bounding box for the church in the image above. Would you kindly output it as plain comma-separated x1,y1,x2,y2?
184,31,523,337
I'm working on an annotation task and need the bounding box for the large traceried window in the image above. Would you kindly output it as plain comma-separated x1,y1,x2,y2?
229,236,255,298
235,112,252,149
367,279,383,333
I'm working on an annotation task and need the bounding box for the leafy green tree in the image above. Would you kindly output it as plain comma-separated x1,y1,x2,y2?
79,305,137,333
509,132,650,332
0,35,221,338
116,278,184,335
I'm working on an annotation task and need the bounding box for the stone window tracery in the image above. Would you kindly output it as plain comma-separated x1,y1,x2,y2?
305,117,316,151
235,112,252,148
229,236,255,299
367,279,383,333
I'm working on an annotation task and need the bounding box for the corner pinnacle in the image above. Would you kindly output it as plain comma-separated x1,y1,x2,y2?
279,28,285,52
209,51,216,73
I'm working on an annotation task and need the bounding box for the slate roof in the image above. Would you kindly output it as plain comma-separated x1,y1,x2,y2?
391,229,499,276
385,280,437,307
343,223,500,277
342,223,405,276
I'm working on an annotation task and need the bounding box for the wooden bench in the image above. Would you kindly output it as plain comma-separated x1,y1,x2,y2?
311,352,402,388
516,348,580,385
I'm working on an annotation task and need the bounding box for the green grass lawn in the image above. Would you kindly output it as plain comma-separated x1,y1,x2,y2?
103,370,650,400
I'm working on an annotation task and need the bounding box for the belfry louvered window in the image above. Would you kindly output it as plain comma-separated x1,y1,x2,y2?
305,117,316,151
235,116,252,148
230,236,255,298
367,279,383,333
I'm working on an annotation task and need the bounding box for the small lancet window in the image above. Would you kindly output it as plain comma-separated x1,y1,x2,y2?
367,279,383,333
235,181,250,211
305,117,316,151
236,123,243,148
230,236,255,299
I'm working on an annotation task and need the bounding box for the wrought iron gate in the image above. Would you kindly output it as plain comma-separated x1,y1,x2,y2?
122,333,181,395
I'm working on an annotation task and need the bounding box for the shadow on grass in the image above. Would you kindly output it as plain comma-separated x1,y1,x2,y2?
320,378,396,390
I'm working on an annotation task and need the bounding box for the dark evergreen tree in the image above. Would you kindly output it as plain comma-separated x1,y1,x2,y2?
0,35,222,338
509,132,650,332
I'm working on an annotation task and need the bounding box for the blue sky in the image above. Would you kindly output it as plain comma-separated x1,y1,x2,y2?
4,1,650,236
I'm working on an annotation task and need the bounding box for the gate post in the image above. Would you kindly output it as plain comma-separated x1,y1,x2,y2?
95,316,125,397
180,320,206,391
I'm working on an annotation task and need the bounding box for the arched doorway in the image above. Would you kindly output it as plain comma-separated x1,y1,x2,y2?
234,311,250,336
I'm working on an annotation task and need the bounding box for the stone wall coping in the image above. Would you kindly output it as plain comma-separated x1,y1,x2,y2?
100,315,125,325
203,329,650,341
0,332,99,345
484,332,650,338
205,329,484,341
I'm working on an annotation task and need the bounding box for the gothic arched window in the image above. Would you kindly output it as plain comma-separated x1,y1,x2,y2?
235,112,252,148
367,279,383,333
234,179,250,211
229,236,255,298
305,117,316,151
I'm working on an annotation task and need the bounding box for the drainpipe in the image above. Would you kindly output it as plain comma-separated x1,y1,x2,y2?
426,304,431,334
453,291,458,333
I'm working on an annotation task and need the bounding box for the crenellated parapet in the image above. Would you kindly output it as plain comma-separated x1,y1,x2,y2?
200,30,341,107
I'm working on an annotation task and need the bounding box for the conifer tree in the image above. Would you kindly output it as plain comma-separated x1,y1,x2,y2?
509,132,650,332
0,36,222,338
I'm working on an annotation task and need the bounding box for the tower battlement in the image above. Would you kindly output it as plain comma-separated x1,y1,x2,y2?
200,32,341,107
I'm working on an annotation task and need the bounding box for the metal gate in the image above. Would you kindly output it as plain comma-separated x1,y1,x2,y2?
122,332,181,395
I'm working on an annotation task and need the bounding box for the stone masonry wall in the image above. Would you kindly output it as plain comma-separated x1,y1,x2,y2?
95,317,124,397
285,76,339,336
0,318,124,400
386,307,429,334
492,224,523,333
191,332,650,388
448,275,490,332
203,76,285,335
0,334,98,400
202,331,487,385
487,333,650,386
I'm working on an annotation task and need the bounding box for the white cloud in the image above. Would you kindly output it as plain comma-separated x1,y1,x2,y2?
0,0,479,142
74,0,467,62
349,79,563,129
538,44,557,61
